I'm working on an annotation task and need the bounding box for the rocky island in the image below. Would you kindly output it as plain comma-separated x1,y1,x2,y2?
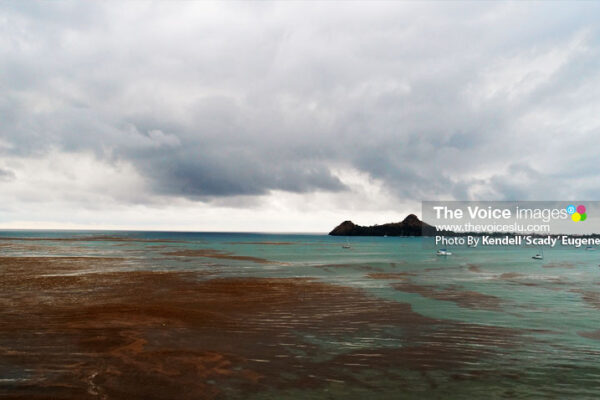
329,214,437,236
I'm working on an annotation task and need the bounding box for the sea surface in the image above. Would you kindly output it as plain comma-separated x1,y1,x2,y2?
2,230,600,399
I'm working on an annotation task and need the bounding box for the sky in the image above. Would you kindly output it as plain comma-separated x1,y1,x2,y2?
1,1,600,232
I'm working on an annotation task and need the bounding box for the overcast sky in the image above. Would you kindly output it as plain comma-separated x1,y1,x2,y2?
1,1,599,232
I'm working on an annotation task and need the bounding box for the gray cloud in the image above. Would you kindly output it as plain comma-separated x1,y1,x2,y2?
1,1,600,208
0,168,15,181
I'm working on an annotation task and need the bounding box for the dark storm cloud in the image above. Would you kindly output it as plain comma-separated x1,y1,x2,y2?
1,1,600,203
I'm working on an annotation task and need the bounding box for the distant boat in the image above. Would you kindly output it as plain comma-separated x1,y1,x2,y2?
586,246,596,251
436,249,452,256
532,248,544,260
342,238,351,249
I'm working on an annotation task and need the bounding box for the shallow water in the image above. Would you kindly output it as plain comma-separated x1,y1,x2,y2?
1,230,600,399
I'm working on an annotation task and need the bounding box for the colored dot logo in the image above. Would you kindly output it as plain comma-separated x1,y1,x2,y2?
566,204,587,222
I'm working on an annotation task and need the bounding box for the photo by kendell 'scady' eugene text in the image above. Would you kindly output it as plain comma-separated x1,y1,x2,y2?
436,235,600,248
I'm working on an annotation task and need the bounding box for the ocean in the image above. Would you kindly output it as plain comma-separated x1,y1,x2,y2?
1,230,600,399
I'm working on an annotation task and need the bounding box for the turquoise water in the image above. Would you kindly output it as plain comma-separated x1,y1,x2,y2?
2,230,600,398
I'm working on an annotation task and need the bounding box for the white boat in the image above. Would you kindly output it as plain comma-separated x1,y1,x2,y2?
342,238,351,249
532,248,544,260
436,249,452,256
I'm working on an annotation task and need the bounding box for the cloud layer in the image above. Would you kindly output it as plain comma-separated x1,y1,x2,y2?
1,2,600,230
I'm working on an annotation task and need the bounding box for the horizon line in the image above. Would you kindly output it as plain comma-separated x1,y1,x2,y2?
0,227,329,235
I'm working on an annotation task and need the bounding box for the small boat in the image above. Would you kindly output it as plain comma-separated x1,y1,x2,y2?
532,248,544,260
586,246,596,251
436,249,452,256
342,238,351,249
